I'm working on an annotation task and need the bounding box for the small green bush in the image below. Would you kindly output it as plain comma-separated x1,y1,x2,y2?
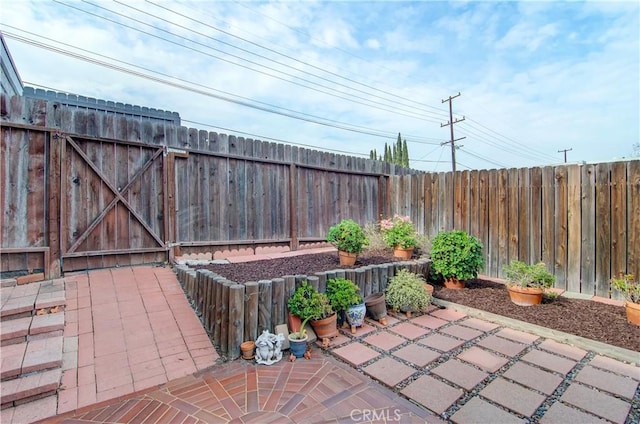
326,219,368,254
503,261,555,289
288,281,334,321
385,269,431,312
430,230,484,282
610,274,640,303
326,277,362,312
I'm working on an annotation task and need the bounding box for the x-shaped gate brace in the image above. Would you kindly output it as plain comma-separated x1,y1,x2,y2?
63,136,166,254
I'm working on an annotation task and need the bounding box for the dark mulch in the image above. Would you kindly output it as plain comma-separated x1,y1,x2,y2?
198,252,405,283
196,252,640,352
434,279,640,352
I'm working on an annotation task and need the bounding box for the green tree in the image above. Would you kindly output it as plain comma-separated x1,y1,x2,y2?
372,133,410,167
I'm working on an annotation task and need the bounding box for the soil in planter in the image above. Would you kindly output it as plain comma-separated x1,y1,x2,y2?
433,279,640,352
195,252,640,352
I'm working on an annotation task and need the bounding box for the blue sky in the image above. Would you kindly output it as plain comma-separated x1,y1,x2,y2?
2,0,638,171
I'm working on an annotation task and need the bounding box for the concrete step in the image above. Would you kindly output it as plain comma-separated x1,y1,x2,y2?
1,336,63,381
1,280,65,321
0,368,61,408
1,312,65,346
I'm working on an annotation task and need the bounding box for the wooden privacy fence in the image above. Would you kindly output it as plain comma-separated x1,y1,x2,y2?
2,95,639,297
388,161,640,298
1,95,411,275
174,258,430,359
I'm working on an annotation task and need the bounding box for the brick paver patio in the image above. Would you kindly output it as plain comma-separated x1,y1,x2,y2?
3,253,638,423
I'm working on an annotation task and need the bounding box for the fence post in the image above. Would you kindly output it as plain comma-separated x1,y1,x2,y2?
258,280,273,333
228,284,244,360
272,277,285,327
245,281,259,342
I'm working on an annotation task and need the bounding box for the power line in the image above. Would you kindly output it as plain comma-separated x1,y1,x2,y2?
58,0,442,123
4,29,443,145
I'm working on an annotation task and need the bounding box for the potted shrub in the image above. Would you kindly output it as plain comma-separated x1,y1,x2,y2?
610,274,640,326
326,219,368,266
380,215,418,259
326,277,365,334
430,230,484,289
503,260,555,306
385,269,431,317
287,281,337,345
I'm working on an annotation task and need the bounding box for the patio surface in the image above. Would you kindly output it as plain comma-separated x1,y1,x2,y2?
3,249,639,423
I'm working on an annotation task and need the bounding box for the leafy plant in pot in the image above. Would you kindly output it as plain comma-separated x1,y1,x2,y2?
385,269,431,317
380,215,418,259
610,274,640,326
326,219,368,266
287,282,337,357
503,260,555,306
430,230,484,289
326,277,365,334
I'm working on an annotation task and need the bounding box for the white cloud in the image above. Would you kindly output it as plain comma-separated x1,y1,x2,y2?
0,0,637,171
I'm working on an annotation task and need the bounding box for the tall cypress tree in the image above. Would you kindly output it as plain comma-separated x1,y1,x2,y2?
402,139,409,167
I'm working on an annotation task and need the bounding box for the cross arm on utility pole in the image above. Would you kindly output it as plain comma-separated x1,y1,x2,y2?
441,92,465,173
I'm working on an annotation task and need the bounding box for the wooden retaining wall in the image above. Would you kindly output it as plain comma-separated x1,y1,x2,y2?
174,258,431,359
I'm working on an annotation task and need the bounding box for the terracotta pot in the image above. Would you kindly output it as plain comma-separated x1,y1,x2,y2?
444,278,465,289
288,312,302,333
364,292,387,320
625,301,640,326
507,286,544,306
393,246,414,259
424,283,434,295
338,251,357,266
240,341,255,360
310,313,338,338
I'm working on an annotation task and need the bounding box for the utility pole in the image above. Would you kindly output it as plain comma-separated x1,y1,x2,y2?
441,93,466,173
558,148,572,163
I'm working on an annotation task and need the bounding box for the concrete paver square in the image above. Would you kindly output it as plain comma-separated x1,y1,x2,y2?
332,342,380,366
575,366,638,400
457,346,509,372
430,308,466,321
538,339,587,361
481,377,546,417
560,383,631,423
503,362,563,395
393,344,441,367
521,349,577,375
411,314,449,329
431,359,489,390
458,317,499,332
450,397,524,424
364,332,406,351
440,324,483,341
418,333,464,352
477,334,528,357
401,375,463,415
388,322,430,340
362,357,416,387
495,328,539,344
539,402,608,424
589,355,640,381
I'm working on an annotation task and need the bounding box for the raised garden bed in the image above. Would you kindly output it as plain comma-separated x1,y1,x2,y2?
197,252,640,352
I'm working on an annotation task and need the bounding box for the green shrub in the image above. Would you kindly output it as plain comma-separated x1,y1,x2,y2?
385,269,431,312
610,274,640,303
326,219,368,254
326,277,362,312
503,261,555,289
430,230,484,282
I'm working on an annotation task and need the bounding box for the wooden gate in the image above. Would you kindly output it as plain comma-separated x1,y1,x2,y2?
59,135,168,271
